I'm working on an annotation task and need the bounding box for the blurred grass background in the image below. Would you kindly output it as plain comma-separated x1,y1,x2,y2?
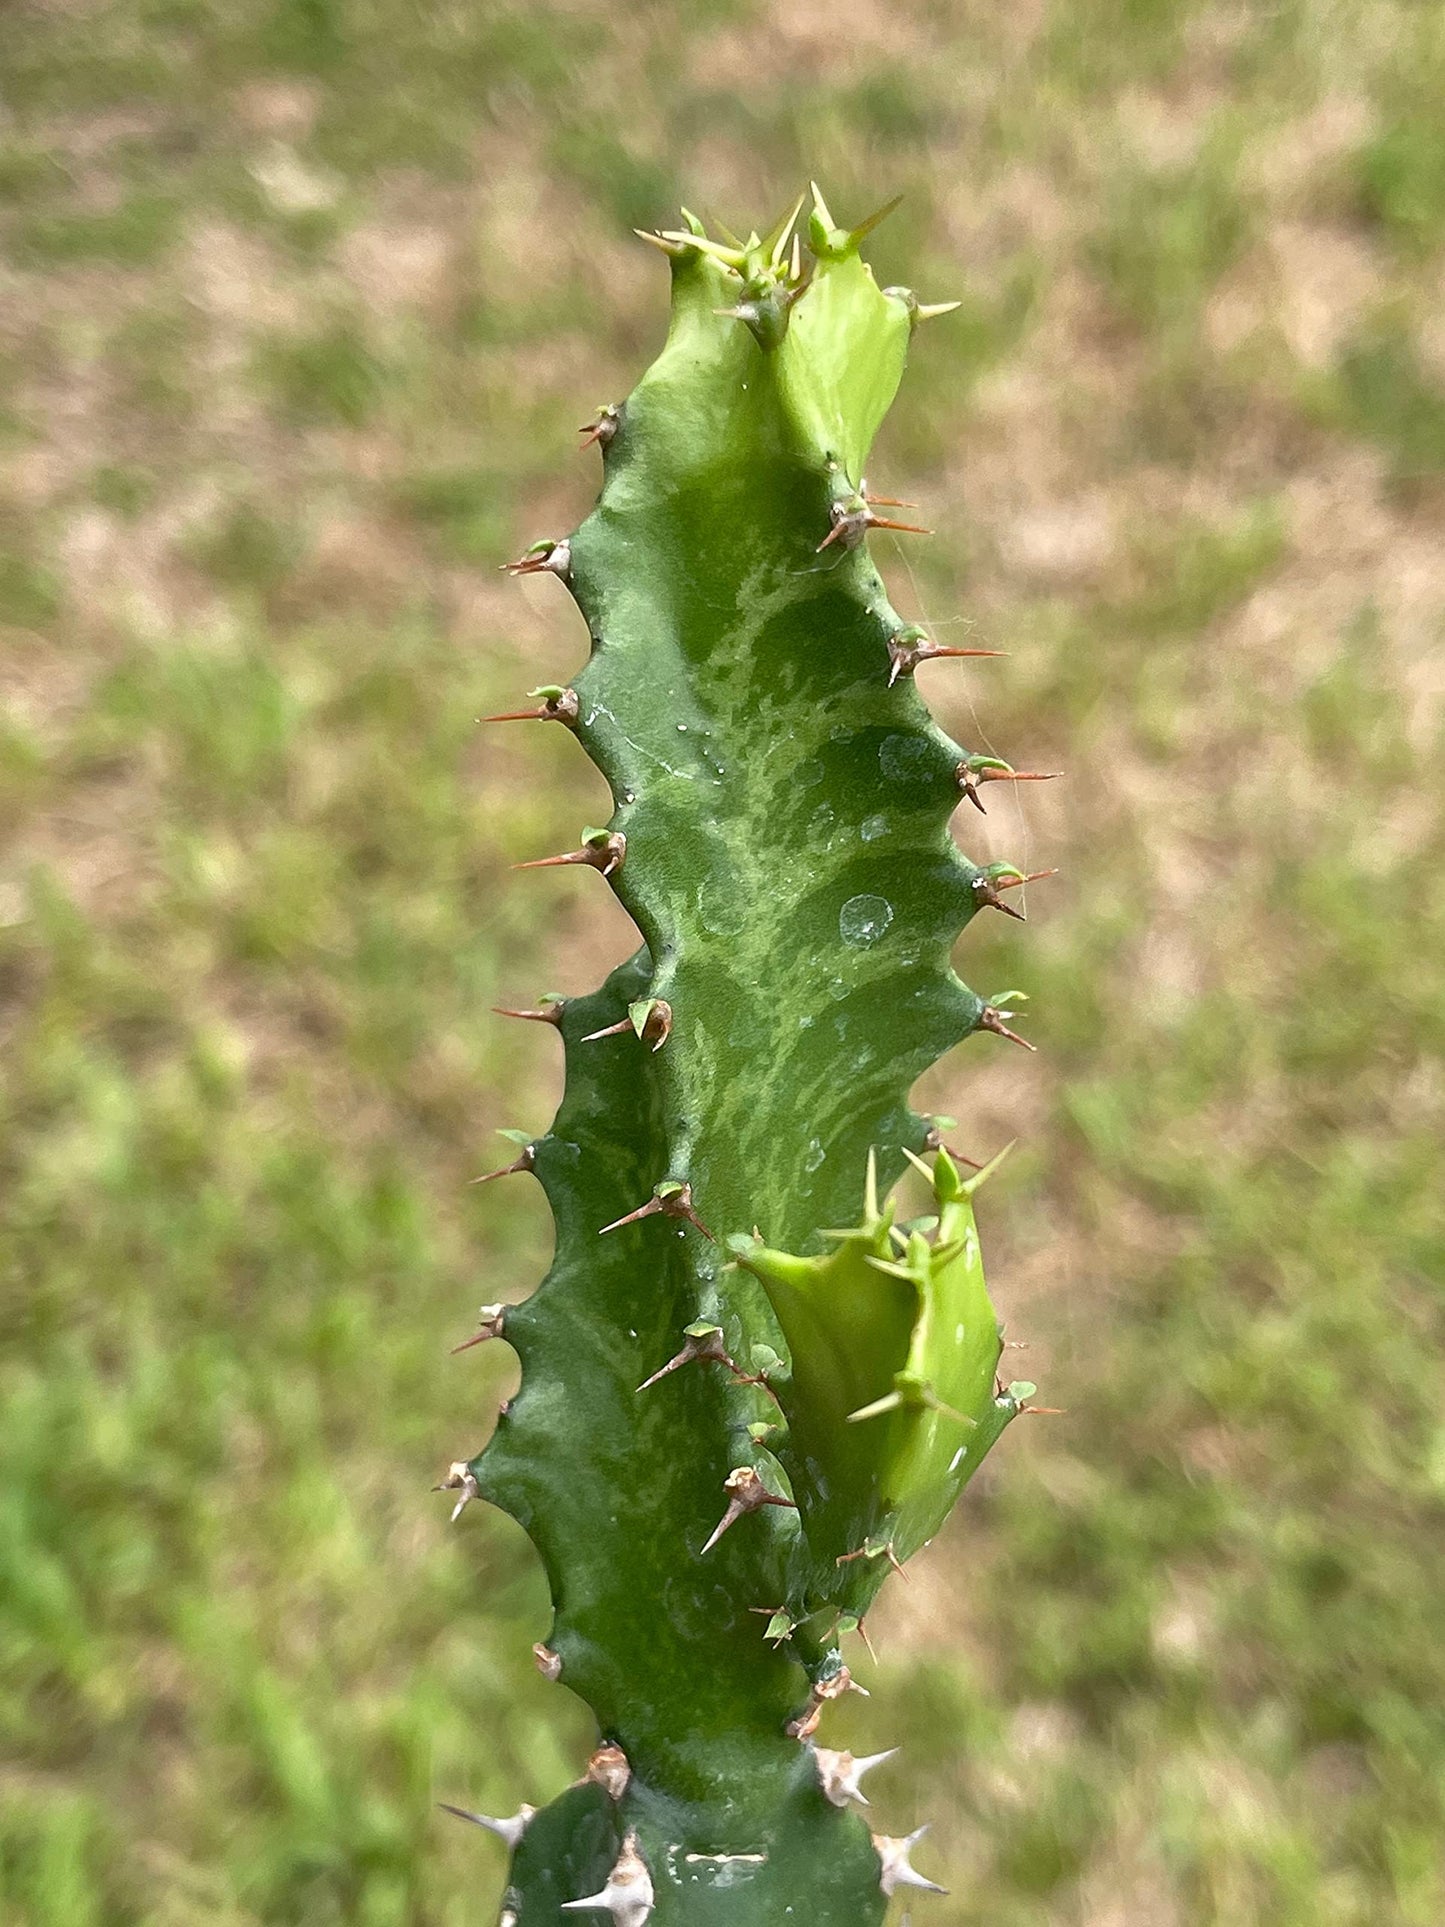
1,1,1443,1922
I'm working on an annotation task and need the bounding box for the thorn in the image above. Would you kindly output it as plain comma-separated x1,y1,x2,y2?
580,1743,632,1802
451,1303,507,1354
514,830,626,878
501,538,570,579
578,404,620,450
786,1665,868,1740
469,1144,535,1185
560,1830,654,1925
434,1461,480,1523
874,1826,948,1898
886,632,1005,686
600,1179,713,1242
481,687,579,726
580,1016,631,1043
836,1537,909,1582
634,226,687,257
970,864,1057,922
818,485,932,554
955,756,1062,813
438,1801,537,1850
492,999,564,1027
977,1004,1036,1052
855,1617,879,1664
847,1377,975,1428
533,1642,562,1682
583,999,672,1049
883,285,966,329
637,1321,743,1391
847,193,904,247
701,1467,797,1555
813,1746,899,1809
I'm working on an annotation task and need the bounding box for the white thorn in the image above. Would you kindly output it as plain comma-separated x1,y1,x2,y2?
813,1745,899,1808
439,1802,536,1850
435,1461,479,1522
874,1826,947,1898
561,1830,654,1925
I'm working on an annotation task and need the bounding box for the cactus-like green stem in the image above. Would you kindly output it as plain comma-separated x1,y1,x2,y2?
449,191,1049,1925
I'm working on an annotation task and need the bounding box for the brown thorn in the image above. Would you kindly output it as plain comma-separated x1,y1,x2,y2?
598,1196,663,1236
868,516,933,536
469,1147,535,1185
450,1305,507,1354
512,849,590,872
994,867,1058,891
513,833,625,878
816,520,848,552
701,1467,797,1556
855,1618,879,1665
980,768,1062,786
978,1007,1037,1052
600,1181,715,1243
492,1003,564,1027
637,1329,744,1392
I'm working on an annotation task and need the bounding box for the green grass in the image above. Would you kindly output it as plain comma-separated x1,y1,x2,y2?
1,2,1442,1923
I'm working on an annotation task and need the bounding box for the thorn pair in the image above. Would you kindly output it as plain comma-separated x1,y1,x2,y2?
582,997,672,1051
977,997,1035,1052
836,1537,909,1582
501,538,570,579
601,1179,713,1242
638,1320,741,1391
813,1745,898,1810
578,404,620,450
818,480,931,554
786,1665,868,1741
875,1826,947,1898
970,862,1057,923
482,685,579,726
995,1374,1063,1418
434,1461,479,1523
515,827,626,879
887,628,1004,686
701,1466,797,1555
451,1303,507,1354
561,1830,653,1925
955,755,1061,815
